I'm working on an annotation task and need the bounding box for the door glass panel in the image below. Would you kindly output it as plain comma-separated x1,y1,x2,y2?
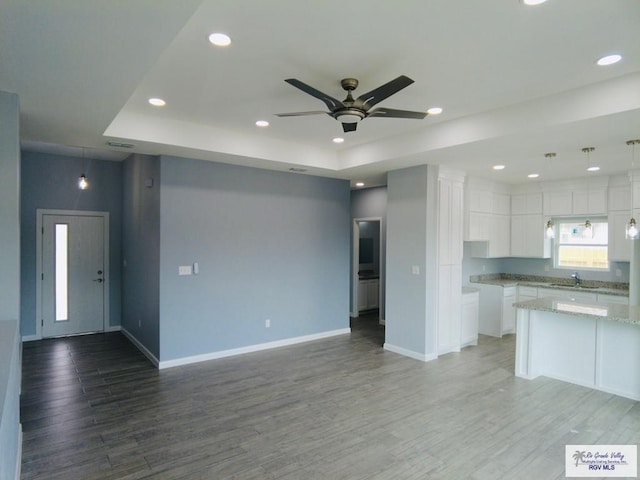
55,224,69,321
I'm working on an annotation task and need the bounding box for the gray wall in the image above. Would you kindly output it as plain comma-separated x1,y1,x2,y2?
0,91,20,323
20,151,123,336
461,244,631,284
385,165,438,358
0,90,21,480
351,186,387,318
158,156,350,361
121,154,161,359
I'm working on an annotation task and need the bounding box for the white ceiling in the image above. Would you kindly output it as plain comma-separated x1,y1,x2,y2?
1,0,639,187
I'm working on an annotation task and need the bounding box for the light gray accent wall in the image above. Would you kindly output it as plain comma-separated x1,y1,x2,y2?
122,154,161,359
385,165,439,357
20,151,123,336
351,186,387,318
158,156,350,362
500,257,629,283
461,243,504,284
0,320,20,480
0,91,20,323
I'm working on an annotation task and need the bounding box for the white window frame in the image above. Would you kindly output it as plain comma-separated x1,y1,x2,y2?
553,217,609,271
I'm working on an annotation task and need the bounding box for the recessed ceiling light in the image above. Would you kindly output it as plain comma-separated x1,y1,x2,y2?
587,166,600,172
148,98,166,107
255,120,269,127
522,0,547,5
208,33,232,47
332,137,344,144
427,107,443,115
596,54,622,66
492,165,505,170
355,182,365,187
528,173,540,178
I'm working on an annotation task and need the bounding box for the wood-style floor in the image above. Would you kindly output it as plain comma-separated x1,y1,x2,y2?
21,314,640,480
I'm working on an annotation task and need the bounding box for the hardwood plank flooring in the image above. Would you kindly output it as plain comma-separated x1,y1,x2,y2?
20,314,639,479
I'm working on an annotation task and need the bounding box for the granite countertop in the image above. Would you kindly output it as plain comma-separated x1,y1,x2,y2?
513,297,640,326
470,273,629,297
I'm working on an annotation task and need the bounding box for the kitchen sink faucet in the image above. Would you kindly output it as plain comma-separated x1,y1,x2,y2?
571,272,581,287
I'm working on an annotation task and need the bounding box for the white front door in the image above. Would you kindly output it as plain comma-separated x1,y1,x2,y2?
41,214,106,337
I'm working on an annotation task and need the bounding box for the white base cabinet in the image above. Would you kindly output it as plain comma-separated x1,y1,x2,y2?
461,290,479,347
477,284,516,337
358,278,379,312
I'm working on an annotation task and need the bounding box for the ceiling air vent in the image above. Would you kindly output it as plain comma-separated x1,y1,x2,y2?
288,167,307,173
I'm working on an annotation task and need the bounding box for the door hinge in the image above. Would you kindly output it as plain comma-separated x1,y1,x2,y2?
41,319,43,327
41,226,44,234
41,273,44,280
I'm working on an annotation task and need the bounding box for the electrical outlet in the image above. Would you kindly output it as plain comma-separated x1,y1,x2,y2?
265,319,271,328
178,265,192,276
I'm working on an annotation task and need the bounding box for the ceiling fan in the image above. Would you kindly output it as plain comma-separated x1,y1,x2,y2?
275,75,427,133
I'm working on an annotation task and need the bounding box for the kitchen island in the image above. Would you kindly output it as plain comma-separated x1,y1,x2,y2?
514,297,640,401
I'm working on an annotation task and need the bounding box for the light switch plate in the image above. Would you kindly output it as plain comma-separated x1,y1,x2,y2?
178,265,192,276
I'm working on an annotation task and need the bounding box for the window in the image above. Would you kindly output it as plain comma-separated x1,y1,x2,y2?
555,218,608,270
55,223,69,321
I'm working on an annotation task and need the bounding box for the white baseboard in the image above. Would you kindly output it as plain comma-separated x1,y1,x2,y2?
159,328,351,370
120,327,159,368
14,424,22,480
21,335,39,342
105,325,122,332
379,318,385,326
383,342,437,362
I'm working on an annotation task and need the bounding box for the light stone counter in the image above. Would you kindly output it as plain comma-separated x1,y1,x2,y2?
513,297,640,326
515,298,640,401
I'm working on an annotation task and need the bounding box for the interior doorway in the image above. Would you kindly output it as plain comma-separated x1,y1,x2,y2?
37,210,109,338
352,218,382,321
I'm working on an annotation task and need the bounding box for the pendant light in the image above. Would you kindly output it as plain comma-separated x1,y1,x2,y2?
544,153,556,239
582,147,594,238
626,139,640,239
78,147,89,190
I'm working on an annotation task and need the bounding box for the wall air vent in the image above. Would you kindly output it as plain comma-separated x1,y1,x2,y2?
288,167,307,173
106,140,135,148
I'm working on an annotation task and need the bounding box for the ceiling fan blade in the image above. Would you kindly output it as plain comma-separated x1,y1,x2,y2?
353,75,414,110
284,79,345,111
342,122,358,133
367,107,427,119
275,111,330,117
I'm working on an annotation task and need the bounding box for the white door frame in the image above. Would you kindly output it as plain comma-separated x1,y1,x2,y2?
351,217,382,317
35,209,110,340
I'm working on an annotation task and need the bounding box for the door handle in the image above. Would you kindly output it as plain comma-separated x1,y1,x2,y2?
93,278,103,283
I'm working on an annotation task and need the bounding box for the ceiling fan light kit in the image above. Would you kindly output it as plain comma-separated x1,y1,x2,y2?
276,75,428,133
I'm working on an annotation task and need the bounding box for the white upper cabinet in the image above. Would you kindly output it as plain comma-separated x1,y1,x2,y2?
510,214,550,258
543,191,573,216
609,185,631,212
572,188,607,215
543,187,607,216
511,193,542,215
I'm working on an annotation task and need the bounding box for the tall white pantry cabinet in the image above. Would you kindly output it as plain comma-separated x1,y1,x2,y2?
437,170,464,355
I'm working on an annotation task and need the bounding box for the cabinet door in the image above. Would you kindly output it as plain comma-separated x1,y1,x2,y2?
608,185,631,212
544,191,573,216
357,280,368,310
489,215,510,258
510,215,528,257
573,188,607,215
608,212,632,262
493,193,511,215
367,279,379,309
596,293,628,305
461,292,479,347
502,294,516,334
